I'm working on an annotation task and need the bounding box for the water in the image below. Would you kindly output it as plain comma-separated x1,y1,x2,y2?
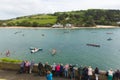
0,28,120,70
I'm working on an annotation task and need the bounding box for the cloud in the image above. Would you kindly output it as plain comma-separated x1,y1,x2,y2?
0,0,120,20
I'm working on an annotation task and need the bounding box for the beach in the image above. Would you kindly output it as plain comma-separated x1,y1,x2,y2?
0,25,119,29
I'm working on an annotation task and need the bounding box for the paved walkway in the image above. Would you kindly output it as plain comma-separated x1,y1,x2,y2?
0,70,69,80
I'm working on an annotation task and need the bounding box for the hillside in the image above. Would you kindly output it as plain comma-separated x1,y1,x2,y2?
0,14,57,27
55,9,120,27
0,9,120,27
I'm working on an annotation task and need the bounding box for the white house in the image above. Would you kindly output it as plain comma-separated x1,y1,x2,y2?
117,21,120,24
52,24,63,28
65,23,72,28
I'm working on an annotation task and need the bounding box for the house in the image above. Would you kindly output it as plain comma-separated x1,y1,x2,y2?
2,23,7,26
117,22,120,26
52,24,63,28
65,23,72,28
117,21,120,24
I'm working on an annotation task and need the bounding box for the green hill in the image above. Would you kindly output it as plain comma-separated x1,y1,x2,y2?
0,9,120,27
0,14,57,27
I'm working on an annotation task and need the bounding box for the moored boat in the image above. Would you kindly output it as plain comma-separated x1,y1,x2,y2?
107,38,112,41
86,43,100,47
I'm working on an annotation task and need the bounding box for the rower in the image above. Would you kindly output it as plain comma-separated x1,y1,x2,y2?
52,49,56,55
6,50,10,57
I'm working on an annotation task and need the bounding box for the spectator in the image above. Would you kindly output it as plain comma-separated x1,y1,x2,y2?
38,62,44,76
107,69,114,80
25,60,30,73
51,63,56,76
46,71,53,80
82,66,88,80
44,62,51,73
94,67,99,80
64,64,69,78
55,63,60,77
19,60,25,73
60,64,64,77
114,69,120,80
29,60,34,74
88,66,93,80
78,65,83,80
69,64,75,80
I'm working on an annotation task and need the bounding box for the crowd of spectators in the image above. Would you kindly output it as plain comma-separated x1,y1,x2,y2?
19,61,120,80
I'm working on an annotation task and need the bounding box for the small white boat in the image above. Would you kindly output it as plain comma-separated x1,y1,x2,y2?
30,47,43,53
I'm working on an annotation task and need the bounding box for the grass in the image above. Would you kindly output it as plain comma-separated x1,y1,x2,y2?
7,15,57,25
0,58,22,63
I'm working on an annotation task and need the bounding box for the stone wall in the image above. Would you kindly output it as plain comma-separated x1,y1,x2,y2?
0,62,113,80
0,62,38,72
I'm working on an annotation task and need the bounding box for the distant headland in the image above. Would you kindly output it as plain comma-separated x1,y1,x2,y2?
0,9,120,28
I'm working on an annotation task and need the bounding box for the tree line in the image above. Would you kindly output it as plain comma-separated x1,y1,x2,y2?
54,9,120,27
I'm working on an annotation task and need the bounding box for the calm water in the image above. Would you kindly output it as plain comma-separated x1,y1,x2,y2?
0,28,120,70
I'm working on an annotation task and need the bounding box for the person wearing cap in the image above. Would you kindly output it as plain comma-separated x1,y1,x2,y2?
46,71,53,80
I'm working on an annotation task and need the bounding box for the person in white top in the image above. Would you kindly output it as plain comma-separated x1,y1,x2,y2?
107,69,114,80
88,66,93,80
51,63,56,76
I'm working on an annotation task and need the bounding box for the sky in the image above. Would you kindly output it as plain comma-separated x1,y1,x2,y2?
0,0,120,20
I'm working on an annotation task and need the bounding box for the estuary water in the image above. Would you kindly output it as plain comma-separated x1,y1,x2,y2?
0,28,120,70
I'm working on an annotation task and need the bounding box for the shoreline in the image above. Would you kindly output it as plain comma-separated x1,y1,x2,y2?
0,25,119,29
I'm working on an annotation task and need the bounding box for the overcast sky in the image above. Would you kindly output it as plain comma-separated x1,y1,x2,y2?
0,0,120,20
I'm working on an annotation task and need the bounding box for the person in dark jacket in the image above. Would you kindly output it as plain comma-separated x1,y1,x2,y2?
78,65,83,80
60,64,64,77
69,64,75,80
114,69,120,80
20,60,25,73
38,62,43,76
82,66,88,80
44,62,51,74
95,67,99,80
